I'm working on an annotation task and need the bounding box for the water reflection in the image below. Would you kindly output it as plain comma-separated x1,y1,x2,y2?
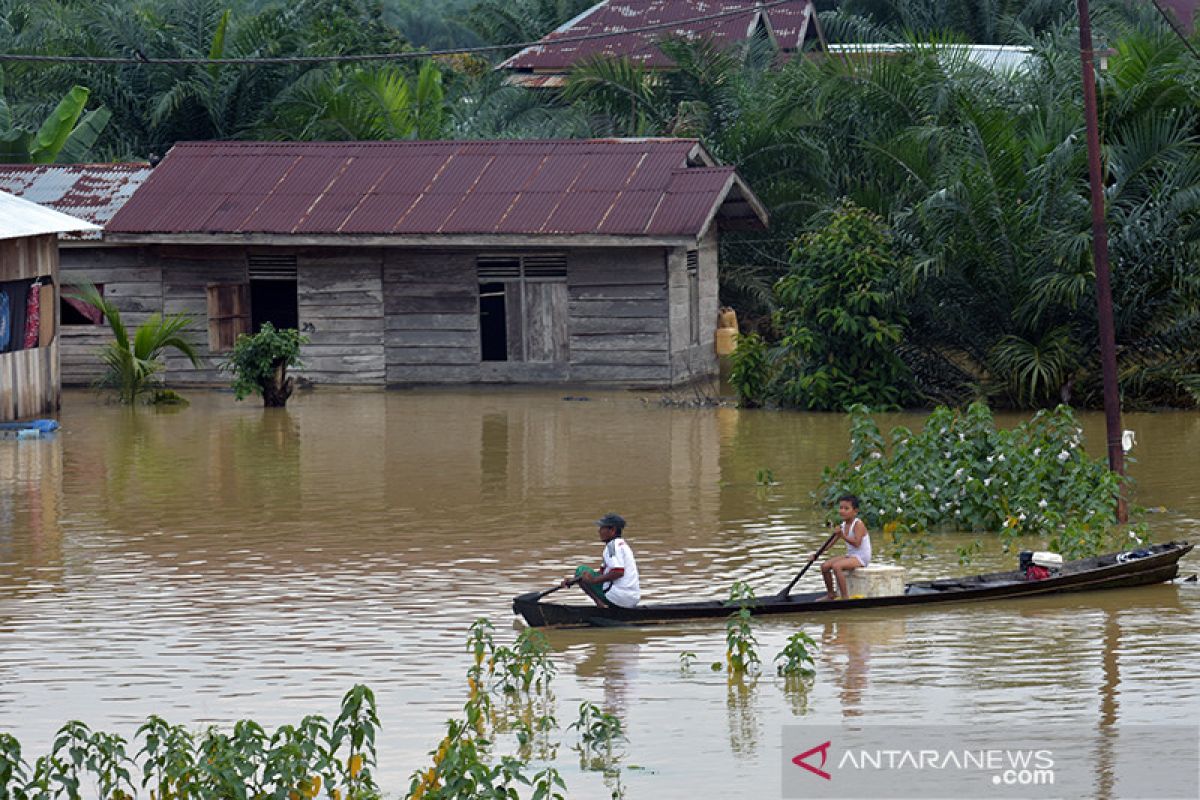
820,617,906,719
573,640,641,720
0,390,1195,798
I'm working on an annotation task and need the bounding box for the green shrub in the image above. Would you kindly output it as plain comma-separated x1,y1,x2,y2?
774,631,817,677
222,323,308,407
728,332,770,408
819,402,1131,555
729,201,915,410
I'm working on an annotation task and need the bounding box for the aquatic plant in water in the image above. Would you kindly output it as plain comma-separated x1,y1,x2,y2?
723,581,760,675
0,685,382,800
774,631,817,677
820,402,1135,558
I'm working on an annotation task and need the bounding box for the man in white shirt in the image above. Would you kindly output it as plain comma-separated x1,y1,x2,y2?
562,513,641,608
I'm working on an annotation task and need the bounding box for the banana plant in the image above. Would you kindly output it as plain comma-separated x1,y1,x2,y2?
0,83,112,164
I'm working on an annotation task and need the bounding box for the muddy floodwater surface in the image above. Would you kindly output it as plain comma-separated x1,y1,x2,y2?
1,389,1198,797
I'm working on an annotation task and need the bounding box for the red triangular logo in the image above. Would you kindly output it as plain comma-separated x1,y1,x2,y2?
792,740,832,780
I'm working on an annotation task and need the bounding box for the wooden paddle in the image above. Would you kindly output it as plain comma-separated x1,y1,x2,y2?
531,580,574,602
776,528,841,599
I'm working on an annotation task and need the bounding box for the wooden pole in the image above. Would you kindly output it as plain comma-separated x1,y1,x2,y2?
1076,0,1128,522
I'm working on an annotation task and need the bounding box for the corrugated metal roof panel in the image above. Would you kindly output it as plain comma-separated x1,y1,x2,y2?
500,0,812,72
371,155,447,194
596,190,663,234
493,191,562,233
107,140,766,238
544,191,618,232
394,193,464,233
341,194,420,233
0,190,100,240
0,163,151,240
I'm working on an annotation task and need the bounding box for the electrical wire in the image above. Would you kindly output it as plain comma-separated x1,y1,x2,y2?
1146,0,1200,60
0,0,801,66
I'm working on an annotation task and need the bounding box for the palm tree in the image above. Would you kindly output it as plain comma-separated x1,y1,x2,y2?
69,285,201,404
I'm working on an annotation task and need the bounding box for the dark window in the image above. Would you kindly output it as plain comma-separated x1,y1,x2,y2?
247,253,299,332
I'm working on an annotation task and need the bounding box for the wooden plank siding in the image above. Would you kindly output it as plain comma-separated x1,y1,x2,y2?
296,249,385,385
384,250,479,384
49,240,719,390
59,247,163,385
667,229,720,384
566,248,671,384
0,234,60,420
157,246,246,384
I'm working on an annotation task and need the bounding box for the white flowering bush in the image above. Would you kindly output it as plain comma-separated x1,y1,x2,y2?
819,402,1133,557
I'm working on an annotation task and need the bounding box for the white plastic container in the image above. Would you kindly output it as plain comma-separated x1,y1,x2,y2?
1031,551,1063,568
847,564,906,598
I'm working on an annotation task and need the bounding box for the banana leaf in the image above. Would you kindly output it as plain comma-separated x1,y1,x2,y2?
57,107,113,164
30,85,89,164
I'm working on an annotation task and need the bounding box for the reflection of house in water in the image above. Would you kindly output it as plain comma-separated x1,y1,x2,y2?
0,437,64,574
382,391,722,591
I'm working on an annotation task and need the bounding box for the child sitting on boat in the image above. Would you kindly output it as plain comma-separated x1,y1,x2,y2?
821,494,871,600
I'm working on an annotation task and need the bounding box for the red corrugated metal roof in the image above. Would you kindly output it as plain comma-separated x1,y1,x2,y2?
1161,0,1199,31
0,163,151,240
500,0,812,72
107,139,767,239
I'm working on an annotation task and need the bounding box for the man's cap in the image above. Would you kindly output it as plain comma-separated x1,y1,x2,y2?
595,513,626,530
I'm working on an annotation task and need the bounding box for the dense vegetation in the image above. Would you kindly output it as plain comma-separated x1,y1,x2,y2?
2,0,1198,409
819,402,1138,558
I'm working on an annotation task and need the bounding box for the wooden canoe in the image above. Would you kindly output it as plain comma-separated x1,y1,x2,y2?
512,540,1193,628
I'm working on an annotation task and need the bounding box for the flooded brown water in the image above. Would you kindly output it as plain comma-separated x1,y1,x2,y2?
1,389,1198,798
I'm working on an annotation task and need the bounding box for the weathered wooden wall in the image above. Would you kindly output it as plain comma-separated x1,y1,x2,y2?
297,249,385,385
384,250,479,384
667,228,720,384
56,240,721,389
383,247,679,386
156,245,246,383
0,234,60,420
567,247,671,384
59,246,162,385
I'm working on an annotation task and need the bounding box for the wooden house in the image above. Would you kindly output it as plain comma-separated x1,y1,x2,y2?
0,164,153,386
0,191,99,421
104,139,768,388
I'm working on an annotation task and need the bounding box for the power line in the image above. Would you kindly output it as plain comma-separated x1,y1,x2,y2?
0,0,801,66
1146,0,1200,60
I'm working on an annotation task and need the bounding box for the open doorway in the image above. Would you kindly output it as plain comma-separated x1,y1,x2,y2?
479,282,508,361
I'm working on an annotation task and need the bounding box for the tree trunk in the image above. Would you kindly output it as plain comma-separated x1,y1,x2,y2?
262,360,294,408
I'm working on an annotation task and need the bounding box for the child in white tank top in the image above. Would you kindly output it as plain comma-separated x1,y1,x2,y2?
820,494,871,600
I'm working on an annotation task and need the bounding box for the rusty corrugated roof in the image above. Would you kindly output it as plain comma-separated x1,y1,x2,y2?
1160,0,1199,32
106,140,768,240
0,163,152,241
499,0,812,73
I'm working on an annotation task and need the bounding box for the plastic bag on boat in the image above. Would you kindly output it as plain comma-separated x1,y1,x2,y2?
1025,565,1052,581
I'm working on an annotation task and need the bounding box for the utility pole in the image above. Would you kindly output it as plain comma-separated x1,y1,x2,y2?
1076,0,1128,522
